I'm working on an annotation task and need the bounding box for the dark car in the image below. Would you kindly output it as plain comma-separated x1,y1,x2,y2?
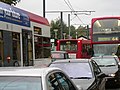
51,51,70,61
49,59,106,90
91,55,120,88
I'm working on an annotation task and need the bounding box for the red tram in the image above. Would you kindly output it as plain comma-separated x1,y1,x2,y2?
56,39,93,59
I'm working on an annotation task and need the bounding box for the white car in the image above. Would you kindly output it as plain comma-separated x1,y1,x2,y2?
49,59,106,90
0,67,82,90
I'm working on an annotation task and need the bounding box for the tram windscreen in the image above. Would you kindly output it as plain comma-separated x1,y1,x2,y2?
60,41,77,51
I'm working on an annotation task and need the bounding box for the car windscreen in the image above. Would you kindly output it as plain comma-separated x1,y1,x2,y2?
50,62,93,79
0,76,42,90
93,57,117,66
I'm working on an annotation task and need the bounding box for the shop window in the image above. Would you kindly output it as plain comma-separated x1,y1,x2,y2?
12,32,20,61
34,36,50,59
43,37,51,58
22,30,33,66
28,39,33,62
0,31,3,66
34,27,42,35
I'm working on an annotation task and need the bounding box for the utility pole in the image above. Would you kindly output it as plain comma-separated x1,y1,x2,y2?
60,12,63,39
68,14,70,39
43,0,45,17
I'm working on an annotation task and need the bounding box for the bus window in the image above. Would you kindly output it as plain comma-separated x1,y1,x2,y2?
91,17,120,58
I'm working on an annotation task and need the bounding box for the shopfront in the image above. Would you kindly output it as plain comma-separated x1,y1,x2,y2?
0,2,50,67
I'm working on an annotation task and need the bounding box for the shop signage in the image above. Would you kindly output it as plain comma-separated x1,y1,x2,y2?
0,2,30,27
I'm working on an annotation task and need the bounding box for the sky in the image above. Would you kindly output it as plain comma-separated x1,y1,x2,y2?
16,0,120,28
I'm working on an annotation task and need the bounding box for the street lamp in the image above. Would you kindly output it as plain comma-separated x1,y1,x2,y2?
63,33,66,39
54,29,58,39
76,31,78,39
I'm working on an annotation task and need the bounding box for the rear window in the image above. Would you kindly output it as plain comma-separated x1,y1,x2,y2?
50,62,93,78
52,53,64,59
52,53,69,59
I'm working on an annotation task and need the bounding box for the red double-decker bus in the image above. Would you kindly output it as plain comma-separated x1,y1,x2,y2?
56,39,93,59
91,17,120,58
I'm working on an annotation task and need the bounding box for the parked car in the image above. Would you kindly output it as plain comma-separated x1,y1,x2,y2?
48,59,106,90
91,55,120,88
51,51,70,61
0,67,82,90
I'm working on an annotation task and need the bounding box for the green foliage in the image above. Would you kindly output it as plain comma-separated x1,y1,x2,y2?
50,19,68,39
50,18,89,39
0,0,21,5
77,25,89,38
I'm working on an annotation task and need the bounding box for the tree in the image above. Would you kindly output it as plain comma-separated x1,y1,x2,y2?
50,18,78,39
69,25,76,39
50,18,68,39
0,0,21,5
77,25,88,38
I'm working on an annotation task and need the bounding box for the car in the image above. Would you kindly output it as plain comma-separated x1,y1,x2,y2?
0,67,82,90
51,51,70,61
48,59,106,90
91,55,120,88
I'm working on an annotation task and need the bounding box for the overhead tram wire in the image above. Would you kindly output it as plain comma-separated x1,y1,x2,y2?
45,0,95,39
63,0,86,25
63,0,84,38
64,0,74,11
74,14,85,25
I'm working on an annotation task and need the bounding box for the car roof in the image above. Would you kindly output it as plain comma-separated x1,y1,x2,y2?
51,59,91,63
91,55,118,59
51,51,68,53
0,67,61,76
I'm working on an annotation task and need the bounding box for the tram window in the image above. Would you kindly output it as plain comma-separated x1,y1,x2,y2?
60,41,77,51
82,44,91,57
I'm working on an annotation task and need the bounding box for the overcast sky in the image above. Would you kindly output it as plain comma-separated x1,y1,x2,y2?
16,0,120,28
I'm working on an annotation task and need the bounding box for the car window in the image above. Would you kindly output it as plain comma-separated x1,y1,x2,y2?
52,53,64,59
93,57,117,66
47,72,77,90
50,63,93,78
48,73,62,90
55,72,77,90
91,61,101,75
0,76,42,90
